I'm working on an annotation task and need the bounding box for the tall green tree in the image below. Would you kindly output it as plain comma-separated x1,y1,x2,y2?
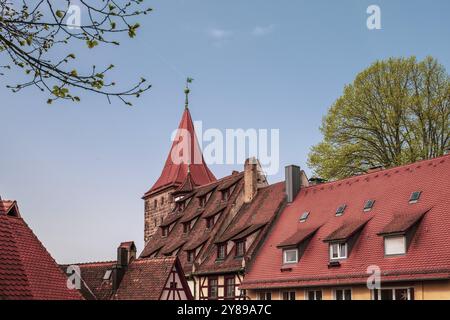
308,56,450,180
0,0,152,105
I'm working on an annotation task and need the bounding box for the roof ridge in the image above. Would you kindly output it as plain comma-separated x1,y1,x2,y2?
305,154,450,191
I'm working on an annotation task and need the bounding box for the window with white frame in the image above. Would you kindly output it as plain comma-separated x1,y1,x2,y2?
330,242,347,260
283,248,298,264
334,288,352,300
282,291,296,300
306,290,322,300
259,292,272,300
372,288,414,300
384,235,406,256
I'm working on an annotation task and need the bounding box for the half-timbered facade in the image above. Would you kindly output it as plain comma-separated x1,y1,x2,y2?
67,242,193,300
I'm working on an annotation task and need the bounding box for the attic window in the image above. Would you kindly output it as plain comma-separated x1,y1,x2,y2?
206,217,215,229
409,191,421,204
162,226,169,237
217,243,227,260
199,196,207,208
103,270,112,280
222,189,230,201
363,200,375,212
187,250,195,263
299,212,310,223
183,223,190,234
336,205,347,216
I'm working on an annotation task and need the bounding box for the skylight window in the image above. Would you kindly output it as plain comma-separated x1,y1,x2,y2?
299,212,310,222
363,200,375,212
409,191,421,203
336,205,347,216
103,270,112,280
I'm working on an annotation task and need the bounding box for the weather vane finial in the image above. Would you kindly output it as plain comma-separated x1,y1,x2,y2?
184,77,193,109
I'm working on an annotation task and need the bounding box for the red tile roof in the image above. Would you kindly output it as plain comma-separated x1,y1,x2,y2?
140,173,245,274
113,257,178,300
143,108,216,197
62,261,116,300
277,226,320,248
378,209,429,236
140,172,286,277
0,200,83,300
196,182,286,275
323,218,371,242
241,155,450,289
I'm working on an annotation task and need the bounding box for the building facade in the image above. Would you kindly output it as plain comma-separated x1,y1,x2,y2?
240,155,450,300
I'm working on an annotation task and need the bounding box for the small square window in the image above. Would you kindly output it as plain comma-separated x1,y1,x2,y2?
283,249,298,264
384,236,406,256
336,205,346,216
330,242,347,260
299,212,310,222
364,199,375,212
409,191,421,203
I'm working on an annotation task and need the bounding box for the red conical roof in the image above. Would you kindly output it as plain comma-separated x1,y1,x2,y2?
144,108,216,198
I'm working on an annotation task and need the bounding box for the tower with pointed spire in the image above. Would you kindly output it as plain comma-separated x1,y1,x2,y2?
142,80,216,243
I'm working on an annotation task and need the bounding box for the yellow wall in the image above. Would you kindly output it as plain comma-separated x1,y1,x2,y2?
246,280,450,300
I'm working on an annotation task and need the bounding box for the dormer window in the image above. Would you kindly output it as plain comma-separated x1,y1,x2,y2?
336,205,346,216
199,196,207,208
217,243,227,260
330,242,347,260
299,212,310,222
222,189,230,201
206,217,215,229
283,248,298,264
409,191,421,204
384,235,406,256
235,240,245,257
162,227,169,237
364,199,375,212
187,250,195,263
176,201,185,212
183,223,190,234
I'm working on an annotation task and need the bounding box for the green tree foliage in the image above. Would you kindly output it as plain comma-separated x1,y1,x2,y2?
308,57,450,180
0,0,152,105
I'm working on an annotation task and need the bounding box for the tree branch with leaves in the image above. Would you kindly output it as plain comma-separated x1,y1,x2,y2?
0,0,152,105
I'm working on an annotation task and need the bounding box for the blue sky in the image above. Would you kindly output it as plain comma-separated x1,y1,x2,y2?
1,0,449,263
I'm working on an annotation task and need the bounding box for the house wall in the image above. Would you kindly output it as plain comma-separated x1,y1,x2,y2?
246,280,450,300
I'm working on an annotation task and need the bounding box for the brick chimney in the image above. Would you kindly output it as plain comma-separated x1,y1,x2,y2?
244,157,258,203
112,241,136,291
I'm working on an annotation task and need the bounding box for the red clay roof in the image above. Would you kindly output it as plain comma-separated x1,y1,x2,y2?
113,257,177,300
0,200,82,300
277,226,321,248
63,261,116,300
378,209,429,236
143,108,216,197
241,155,450,289
140,173,286,276
196,182,286,275
140,173,245,274
323,218,371,242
